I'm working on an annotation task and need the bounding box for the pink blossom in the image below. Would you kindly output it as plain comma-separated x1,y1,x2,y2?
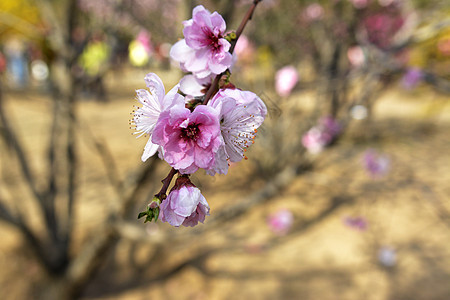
304,3,324,21
179,74,214,97
206,88,267,175
350,0,370,9
363,149,390,178
347,46,365,67
170,5,233,78
159,176,210,227
275,66,299,97
401,68,423,90
302,116,341,154
136,30,153,55
319,116,341,137
234,35,256,63
151,103,222,174
234,34,250,57
132,73,184,162
361,12,405,49
268,209,293,235
302,127,328,154
343,216,368,231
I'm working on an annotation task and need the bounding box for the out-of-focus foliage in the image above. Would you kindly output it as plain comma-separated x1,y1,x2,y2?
77,0,182,44
0,0,42,39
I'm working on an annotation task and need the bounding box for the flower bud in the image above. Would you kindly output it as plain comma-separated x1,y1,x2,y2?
159,176,210,227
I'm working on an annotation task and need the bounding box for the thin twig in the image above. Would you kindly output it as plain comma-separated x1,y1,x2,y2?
155,168,178,200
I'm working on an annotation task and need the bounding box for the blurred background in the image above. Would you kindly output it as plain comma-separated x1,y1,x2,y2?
0,0,449,299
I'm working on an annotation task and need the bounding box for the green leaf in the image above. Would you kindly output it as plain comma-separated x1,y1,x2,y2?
138,211,147,219
154,208,160,222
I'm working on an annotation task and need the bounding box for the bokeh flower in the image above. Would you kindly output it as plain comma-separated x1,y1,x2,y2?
304,3,324,21
268,209,294,235
350,0,370,9
401,68,423,90
363,149,390,178
275,65,299,97
302,116,341,154
347,45,365,67
343,216,368,231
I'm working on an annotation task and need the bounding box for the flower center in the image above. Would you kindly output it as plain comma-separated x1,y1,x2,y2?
202,26,222,51
181,123,200,141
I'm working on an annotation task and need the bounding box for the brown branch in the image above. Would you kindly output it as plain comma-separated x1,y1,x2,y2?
79,122,124,199
155,168,178,200
230,0,262,54
0,200,19,227
0,77,45,206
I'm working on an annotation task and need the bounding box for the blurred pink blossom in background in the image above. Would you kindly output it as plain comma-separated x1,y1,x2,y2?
302,116,341,154
343,216,368,231
401,68,423,90
268,209,294,235
363,149,390,178
302,127,328,154
361,11,405,49
136,30,153,55
275,65,299,97
234,35,256,65
350,0,370,9
304,3,324,21
347,45,365,67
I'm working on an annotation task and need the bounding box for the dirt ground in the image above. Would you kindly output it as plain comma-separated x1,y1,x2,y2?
0,73,449,299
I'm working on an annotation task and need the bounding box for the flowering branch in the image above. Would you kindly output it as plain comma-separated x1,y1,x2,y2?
202,0,262,105
132,2,266,227
155,0,263,199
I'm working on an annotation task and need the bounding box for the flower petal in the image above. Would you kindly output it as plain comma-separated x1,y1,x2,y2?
141,139,159,162
144,73,165,103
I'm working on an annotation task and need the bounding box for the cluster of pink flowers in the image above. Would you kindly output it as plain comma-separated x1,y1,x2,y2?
302,116,341,154
132,5,266,227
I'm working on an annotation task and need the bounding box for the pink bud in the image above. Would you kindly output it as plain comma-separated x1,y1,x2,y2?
159,176,210,227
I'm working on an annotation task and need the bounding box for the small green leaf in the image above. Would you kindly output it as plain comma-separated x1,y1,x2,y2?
138,211,147,219
154,208,160,222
